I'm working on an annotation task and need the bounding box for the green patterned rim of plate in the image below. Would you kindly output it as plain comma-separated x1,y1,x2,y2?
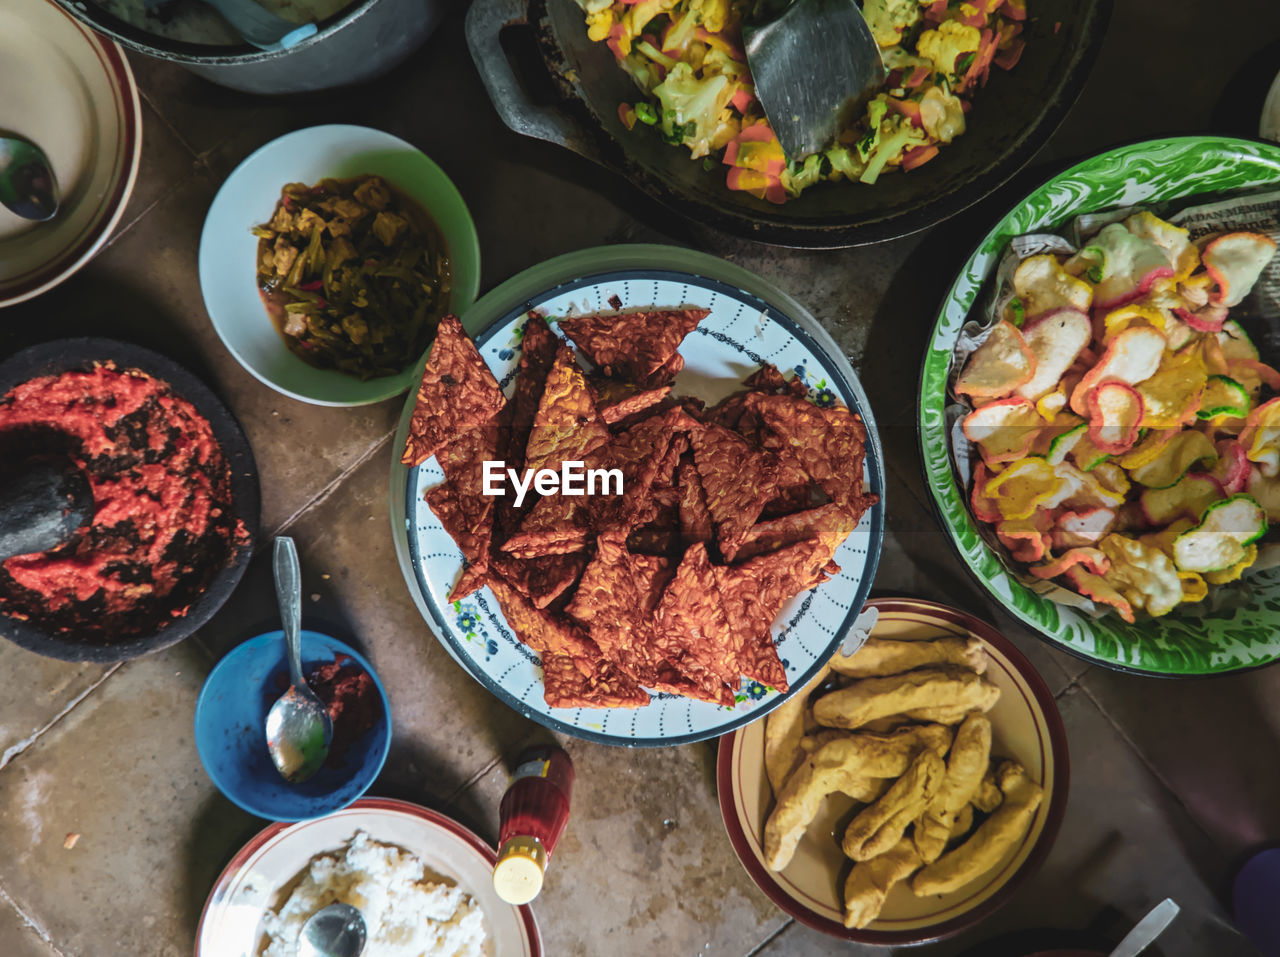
919,136,1280,676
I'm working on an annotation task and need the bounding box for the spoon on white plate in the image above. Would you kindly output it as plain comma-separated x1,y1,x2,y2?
297,902,367,957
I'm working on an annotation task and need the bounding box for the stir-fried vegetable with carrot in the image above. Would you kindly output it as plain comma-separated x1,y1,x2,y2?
579,0,1029,203
253,175,451,380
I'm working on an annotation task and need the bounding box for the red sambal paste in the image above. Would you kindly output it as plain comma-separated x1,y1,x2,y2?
0,364,248,641
306,653,380,768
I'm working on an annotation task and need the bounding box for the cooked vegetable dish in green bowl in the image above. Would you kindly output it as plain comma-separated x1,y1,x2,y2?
254,175,452,381
199,125,480,407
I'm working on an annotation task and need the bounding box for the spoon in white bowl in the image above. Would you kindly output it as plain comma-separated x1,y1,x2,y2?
264,536,332,783
298,902,367,957
0,132,59,221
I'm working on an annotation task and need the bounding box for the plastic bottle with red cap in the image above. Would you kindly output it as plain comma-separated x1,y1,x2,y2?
492,745,575,906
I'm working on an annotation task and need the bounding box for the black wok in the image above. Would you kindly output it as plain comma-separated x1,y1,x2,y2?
467,0,1112,247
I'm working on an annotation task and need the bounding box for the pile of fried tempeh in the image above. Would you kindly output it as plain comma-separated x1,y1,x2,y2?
762,631,1045,928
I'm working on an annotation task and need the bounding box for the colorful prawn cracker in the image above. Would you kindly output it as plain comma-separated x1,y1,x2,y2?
402,315,506,467
952,211,1278,621
559,307,708,383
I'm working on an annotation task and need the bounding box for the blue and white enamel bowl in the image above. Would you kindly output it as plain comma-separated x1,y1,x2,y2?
389,245,885,746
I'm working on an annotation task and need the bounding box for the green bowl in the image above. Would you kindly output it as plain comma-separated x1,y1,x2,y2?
200,125,480,407
919,136,1280,676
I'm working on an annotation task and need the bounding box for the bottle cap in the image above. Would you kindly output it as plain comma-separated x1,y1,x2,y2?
492,835,547,905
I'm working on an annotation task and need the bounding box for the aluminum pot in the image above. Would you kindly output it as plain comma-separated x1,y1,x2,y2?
50,0,446,95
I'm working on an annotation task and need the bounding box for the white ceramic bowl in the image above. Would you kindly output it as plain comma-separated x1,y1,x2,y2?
0,0,142,307
196,798,541,956
199,125,481,406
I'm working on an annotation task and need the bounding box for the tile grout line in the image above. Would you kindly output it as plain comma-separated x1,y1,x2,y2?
1077,682,1221,849
442,752,507,807
270,429,395,539
744,917,792,956
137,87,202,161
0,664,124,771
0,881,69,957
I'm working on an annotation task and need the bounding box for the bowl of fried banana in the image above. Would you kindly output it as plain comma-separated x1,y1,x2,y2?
716,597,1069,944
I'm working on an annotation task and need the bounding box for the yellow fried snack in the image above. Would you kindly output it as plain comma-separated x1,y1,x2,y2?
909,761,1044,897
842,750,946,862
950,802,974,841
763,727,953,871
798,724,953,770
813,667,1001,730
831,636,988,678
764,663,832,795
901,690,1000,724
972,763,1004,813
843,837,922,929
913,713,993,863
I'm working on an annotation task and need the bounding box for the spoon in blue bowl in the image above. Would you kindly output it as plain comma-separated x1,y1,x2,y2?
265,536,332,784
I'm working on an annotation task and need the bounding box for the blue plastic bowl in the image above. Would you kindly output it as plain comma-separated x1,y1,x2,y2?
194,630,391,821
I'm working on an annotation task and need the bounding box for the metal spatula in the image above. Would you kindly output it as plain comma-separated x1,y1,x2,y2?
743,0,885,160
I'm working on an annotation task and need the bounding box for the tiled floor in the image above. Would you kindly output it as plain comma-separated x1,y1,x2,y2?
2,1,1280,955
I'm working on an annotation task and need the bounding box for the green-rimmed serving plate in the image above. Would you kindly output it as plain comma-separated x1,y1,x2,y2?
919,136,1280,677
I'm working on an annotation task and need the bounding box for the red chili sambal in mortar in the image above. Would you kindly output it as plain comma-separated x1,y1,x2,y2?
0,363,248,641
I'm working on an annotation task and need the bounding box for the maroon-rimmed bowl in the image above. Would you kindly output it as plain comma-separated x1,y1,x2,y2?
716,597,1069,944
197,797,542,955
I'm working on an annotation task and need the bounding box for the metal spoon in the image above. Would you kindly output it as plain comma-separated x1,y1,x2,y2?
0,132,59,221
298,902,367,957
1107,898,1180,957
142,0,317,52
742,0,885,160
265,536,332,784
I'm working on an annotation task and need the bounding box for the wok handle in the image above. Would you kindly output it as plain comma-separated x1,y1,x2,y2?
465,0,595,157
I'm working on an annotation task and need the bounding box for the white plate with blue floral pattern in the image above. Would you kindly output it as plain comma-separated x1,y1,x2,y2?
390,245,884,745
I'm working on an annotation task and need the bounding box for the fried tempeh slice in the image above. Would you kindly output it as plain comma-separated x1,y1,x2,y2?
763,734,929,871
558,307,708,383
401,315,506,466
843,837,923,929
812,667,1001,730
689,423,777,560
841,750,946,862
910,761,1044,897
522,344,611,476
831,636,989,678
913,712,993,863
764,663,832,796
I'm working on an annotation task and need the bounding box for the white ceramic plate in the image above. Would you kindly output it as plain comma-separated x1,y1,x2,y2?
196,798,541,957
717,598,1069,944
390,245,886,747
198,125,481,406
0,0,141,307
